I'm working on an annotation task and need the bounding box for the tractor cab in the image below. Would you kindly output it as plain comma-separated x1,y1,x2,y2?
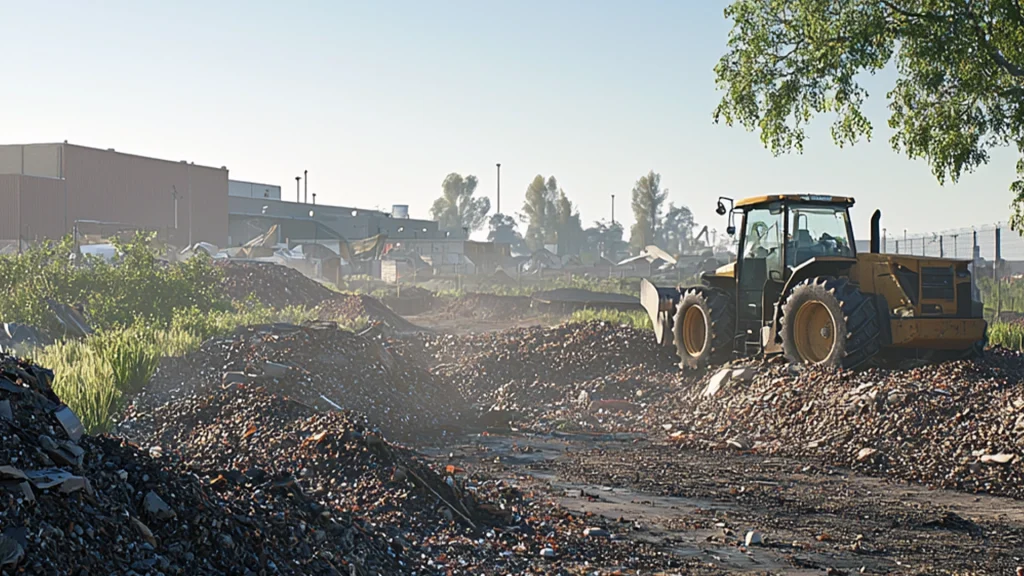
717,194,857,354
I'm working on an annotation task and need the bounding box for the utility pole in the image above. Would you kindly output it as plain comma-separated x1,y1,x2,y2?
304,169,308,203
187,162,193,247
496,163,501,214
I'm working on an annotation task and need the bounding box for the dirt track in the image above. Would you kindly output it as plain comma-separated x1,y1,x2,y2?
428,432,1024,574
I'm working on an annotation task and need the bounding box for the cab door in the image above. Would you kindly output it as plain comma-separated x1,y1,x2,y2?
736,203,785,352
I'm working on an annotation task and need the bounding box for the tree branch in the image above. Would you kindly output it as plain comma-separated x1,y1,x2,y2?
966,7,1024,78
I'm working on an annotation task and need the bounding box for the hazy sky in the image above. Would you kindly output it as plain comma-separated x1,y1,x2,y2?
2,0,1019,241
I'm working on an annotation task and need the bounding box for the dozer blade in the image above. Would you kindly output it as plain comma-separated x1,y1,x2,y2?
640,278,681,346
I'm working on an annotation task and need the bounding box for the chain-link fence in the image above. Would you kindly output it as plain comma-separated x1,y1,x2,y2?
879,223,1024,262
885,223,1024,321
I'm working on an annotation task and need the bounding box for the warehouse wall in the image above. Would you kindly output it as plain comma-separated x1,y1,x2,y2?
64,145,228,246
0,175,20,240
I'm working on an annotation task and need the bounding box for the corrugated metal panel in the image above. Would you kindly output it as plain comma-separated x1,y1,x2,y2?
23,144,62,178
0,175,20,239
18,175,65,242
64,145,229,246
0,146,23,175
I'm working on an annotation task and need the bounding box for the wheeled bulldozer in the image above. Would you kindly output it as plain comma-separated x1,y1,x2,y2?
640,194,988,370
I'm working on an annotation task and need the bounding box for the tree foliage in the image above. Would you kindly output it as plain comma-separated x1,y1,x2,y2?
486,213,526,253
430,173,491,232
584,220,627,257
521,175,557,252
519,175,585,254
629,171,669,252
0,233,227,335
662,202,697,254
713,0,1024,227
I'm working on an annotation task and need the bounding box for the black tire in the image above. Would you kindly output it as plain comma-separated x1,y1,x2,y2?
780,276,881,369
672,287,735,370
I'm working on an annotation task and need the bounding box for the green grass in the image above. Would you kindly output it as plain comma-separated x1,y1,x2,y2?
987,322,1024,350
568,308,652,330
32,303,320,434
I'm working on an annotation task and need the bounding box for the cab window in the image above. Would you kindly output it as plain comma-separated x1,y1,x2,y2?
787,206,853,267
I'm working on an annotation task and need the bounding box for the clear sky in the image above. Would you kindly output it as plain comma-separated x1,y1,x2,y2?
2,0,1019,241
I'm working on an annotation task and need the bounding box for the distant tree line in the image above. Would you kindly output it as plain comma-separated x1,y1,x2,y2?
430,170,709,257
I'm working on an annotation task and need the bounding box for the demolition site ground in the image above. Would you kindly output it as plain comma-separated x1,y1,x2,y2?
4,261,1024,575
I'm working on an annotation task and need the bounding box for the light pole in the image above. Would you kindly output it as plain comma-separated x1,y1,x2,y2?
187,162,193,247
304,170,308,204
611,194,615,225
295,176,301,203
172,186,179,230
496,163,501,214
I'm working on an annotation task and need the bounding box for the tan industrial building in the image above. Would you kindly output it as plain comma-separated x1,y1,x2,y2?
0,143,228,248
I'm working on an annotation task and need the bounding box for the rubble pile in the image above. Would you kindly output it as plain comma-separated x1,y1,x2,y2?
442,293,535,322
217,261,335,308
316,294,424,334
121,385,690,574
663,349,1024,497
0,353,420,574
398,322,680,428
120,323,461,443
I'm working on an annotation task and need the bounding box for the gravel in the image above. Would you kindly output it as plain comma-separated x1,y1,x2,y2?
658,348,1024,498
120,322,460,443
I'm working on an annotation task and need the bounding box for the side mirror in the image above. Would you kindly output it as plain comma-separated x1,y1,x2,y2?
716,202,727,216
726,225,736,236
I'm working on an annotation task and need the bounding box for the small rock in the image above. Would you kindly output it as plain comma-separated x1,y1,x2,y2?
583,527,610,538
540,547,557,558
856,447,879,463
143,491,176,520
745,531,764,546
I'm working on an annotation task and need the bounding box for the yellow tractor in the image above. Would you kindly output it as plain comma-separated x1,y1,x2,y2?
640,194,987,370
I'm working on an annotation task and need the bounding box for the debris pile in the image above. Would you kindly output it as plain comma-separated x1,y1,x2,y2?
0,352,418,574
664,350,1024,497
218,261,336,308
316,293,424,334
398,322,680,429
442,293,535,322
120,322,460,443
122,385,693,573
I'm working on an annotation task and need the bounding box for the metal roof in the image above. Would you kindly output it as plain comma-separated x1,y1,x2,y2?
734,194,855,208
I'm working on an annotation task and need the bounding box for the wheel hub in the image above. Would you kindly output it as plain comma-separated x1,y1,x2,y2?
793,301,836,364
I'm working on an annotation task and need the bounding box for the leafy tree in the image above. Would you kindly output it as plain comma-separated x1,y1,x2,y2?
430,173,491,232
486,213,526,253
713,0,1024,228
661,202,697,255
553,190,585,255
629,171,669,252
584,220,627,258
521,175,558,252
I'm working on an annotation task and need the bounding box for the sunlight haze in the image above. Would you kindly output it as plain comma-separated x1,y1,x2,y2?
2,0,1017,239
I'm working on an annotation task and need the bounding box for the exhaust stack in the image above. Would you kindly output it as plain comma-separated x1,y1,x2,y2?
870,209,881,254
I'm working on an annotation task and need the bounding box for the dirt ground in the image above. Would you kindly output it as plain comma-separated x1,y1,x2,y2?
423,432,1024,575
401,306,1024,575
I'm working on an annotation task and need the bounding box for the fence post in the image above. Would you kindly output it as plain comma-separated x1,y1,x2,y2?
996,226,1002,318
939,236,944,258
895,239,900,254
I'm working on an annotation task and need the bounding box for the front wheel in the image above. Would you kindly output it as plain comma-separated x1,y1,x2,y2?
672,287,735,370
780,276,881,369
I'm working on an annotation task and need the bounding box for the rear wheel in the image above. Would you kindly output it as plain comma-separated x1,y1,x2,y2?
672,287,735,370
780,276,881,369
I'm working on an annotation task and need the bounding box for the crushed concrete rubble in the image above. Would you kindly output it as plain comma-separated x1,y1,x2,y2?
119,322,458,443
217,261,336,309
395,321,681,431
661,349,1024,498
218,260,423,334
3,347,698,574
